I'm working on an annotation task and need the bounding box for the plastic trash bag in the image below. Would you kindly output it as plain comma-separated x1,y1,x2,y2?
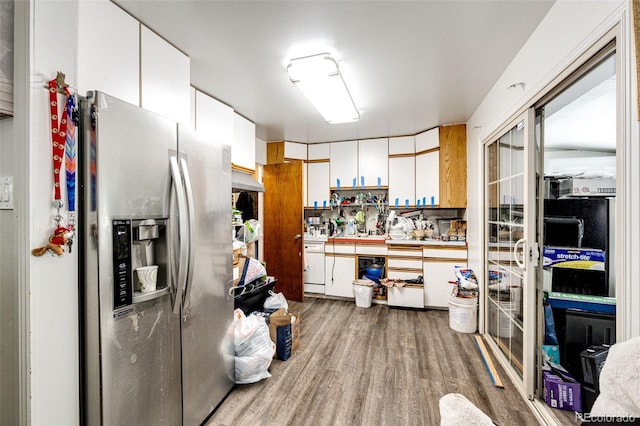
236,219,262,243
544,304,559,345
455,266,478,290
233,309,275,384
237,257,267,287
263,291,288,311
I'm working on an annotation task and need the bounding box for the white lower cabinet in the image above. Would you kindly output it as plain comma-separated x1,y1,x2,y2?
423,247,467,308
387,244,424,307
387,285,424,308
324,254,356,298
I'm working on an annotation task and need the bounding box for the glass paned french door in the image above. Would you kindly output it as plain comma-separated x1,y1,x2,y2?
485,109,537,397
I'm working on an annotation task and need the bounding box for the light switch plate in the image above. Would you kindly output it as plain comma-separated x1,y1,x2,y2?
0,177,14,210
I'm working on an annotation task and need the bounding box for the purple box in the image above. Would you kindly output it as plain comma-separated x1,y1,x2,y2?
543,370,582,412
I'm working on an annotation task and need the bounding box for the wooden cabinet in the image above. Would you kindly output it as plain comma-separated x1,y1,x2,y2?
439,124,467,208
388,136,415,210
77,0,140,106
324,243,356,298
358,138,388,188
414,125,467,208
140,26,191,125
330,141,358,189
423,246,467,308
233,113,256,172
415,128,440,207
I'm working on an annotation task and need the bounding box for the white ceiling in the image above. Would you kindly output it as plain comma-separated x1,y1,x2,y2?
114,0,555,143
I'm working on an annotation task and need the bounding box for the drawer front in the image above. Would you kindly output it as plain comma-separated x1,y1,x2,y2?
388,286,424,308
387,269,423,281
423,248,467,259
325,243,356,254
356,244,388,255
388,257,422,269
387,246,422,257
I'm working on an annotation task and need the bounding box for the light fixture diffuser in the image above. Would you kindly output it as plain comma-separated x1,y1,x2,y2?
287,53,359,124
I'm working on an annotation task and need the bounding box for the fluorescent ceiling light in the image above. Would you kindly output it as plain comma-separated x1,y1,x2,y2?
287,53,359,124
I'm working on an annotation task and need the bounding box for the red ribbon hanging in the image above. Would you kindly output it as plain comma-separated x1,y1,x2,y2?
48,79,70,201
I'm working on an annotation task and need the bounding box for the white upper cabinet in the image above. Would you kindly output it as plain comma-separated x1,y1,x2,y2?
415,128,440,207
307,143,330,208
358,138,388,188
284,142,307,160
194,90,234,147
329,140,358,189
388,136,415,209
389,156,415,209
389,136,415,155
77,0,139,105
307,162,330,208
233,113,256,171
305,143,331,208
415,127,439,152
140,26,191,124
415,151,440,207
255,137,267,166
308,143,330,160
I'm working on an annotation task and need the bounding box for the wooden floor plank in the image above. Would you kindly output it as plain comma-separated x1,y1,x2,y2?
207,298,542,426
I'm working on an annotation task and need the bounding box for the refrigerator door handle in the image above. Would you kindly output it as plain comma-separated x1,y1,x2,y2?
170,156,189,314
180,157,196,314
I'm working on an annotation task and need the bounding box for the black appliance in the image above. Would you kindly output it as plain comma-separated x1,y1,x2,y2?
554,309,615,382
544,198,613,296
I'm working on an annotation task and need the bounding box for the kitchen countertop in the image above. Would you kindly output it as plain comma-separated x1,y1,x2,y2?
386,239,467,247
316,235,467,247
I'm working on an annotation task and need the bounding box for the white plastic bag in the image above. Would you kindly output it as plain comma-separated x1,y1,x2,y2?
233,309,275,384
263,291,288,311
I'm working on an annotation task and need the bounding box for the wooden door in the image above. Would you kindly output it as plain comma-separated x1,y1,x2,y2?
263,162,304,302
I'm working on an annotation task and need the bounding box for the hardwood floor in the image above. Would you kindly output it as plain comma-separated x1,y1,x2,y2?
207,297,542,426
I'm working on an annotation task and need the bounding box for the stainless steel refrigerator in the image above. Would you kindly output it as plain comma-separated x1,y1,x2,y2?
79,91,234,425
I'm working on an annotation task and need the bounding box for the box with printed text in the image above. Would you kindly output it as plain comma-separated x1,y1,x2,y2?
543,370,582,412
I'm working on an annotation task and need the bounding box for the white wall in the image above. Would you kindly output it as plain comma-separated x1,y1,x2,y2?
28,0,196,423
466,0,640,338
0,118,19,425
30,1,79,424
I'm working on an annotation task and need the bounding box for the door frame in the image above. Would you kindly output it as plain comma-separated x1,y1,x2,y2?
482,108,538,399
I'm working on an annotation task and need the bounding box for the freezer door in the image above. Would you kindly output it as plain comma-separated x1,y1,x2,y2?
81,92,182,425
92,91,174,218
177,124,234,425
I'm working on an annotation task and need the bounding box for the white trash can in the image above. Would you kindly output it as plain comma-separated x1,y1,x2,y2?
353,282,373,308
448,294,478,333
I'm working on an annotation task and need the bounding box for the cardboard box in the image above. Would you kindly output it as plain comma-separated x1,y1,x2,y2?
268,309,301,360
543,247,605,270
558,177,615,197
543,370,582,412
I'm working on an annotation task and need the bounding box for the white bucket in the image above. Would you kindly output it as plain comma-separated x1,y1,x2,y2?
492,300,516,338
353,284,373,308
448,294,478,333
